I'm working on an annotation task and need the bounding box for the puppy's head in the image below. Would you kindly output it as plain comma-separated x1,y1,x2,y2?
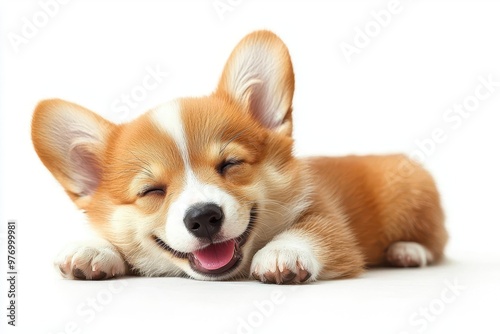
32,31,307,280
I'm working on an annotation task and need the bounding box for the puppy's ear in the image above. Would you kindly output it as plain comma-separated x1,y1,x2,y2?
31,99,115,209
216,30,295,136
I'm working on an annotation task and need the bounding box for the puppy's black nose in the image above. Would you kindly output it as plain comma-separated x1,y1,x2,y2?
184,203,224,239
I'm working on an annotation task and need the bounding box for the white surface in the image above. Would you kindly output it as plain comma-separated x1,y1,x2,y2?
1,1,499,333
14,257,500,334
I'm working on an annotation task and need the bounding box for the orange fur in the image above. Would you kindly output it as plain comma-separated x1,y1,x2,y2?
304,155,447,278
31,30,447,283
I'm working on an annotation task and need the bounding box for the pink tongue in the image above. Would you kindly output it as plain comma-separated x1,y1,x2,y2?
193,240,236,270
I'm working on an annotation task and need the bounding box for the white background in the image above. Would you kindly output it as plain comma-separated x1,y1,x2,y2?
1,1,499,333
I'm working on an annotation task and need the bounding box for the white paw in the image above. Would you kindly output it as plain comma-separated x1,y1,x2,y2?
250,232,321,284
386,241,433,267
55,240,126,280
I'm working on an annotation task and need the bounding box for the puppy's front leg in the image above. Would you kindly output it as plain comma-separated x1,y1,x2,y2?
250,214,364,284
55,238,127,280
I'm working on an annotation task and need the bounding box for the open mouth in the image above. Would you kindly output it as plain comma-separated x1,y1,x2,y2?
153,206,257,277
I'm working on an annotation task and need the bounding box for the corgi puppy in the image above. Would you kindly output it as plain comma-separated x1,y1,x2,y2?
31,30,447,284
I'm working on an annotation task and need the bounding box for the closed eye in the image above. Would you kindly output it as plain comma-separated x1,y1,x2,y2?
139,186,166,197
217,159,243,175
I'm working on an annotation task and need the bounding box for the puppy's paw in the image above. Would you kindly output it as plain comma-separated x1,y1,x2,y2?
250,232,321,284
386,241,433,267
55,241,126,280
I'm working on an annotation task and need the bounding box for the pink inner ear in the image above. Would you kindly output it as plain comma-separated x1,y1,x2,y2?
248,83,279,129
69,145,102,197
